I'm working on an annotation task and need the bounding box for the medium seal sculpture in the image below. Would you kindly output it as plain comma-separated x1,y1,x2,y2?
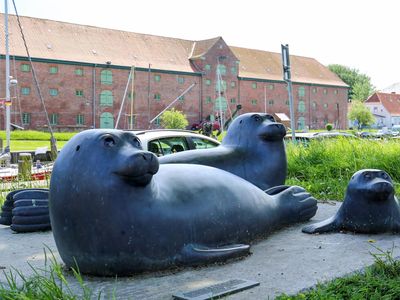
49,129,317,275
159,113,287,190
302,169,400,234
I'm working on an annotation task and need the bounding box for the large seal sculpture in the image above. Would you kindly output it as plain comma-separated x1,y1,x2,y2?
159,113,287,190
303,169,400,234
49,129,317,275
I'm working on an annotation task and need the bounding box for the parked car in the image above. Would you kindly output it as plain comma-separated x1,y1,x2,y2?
285,131,358,144
130,129,220,157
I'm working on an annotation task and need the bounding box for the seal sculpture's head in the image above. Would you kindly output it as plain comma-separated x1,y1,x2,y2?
222,112,286,147
159,113,287,190
303,169,400,234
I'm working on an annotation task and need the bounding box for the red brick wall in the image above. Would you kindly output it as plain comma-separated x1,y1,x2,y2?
0,58,348,131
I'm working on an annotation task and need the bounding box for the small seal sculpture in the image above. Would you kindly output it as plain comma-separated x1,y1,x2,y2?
159,113,287,190
50,129,317,275
302,169,400,234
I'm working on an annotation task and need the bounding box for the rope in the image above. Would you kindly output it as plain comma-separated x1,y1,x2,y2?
11,0,55,139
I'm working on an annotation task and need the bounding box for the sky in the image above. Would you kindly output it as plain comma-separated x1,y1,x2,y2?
1,0,399,90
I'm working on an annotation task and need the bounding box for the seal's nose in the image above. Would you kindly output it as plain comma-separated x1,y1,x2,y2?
260,122,287,140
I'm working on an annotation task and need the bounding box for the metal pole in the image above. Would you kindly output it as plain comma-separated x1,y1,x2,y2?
4,0,11,153
115,69,132,128
264,85,267,113
130,66,135,129
216,60,224,132
281,44,296,142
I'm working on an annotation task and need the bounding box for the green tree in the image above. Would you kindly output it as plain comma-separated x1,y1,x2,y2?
328,64,375,101
160,108,189,129
348,100,375,129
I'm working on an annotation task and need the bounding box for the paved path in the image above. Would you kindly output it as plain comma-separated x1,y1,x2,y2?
1,202,400,299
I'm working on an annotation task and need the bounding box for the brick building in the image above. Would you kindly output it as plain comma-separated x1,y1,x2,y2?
0,14,348,131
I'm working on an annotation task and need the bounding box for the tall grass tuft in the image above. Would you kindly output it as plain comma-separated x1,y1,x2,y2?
286,137,400,200
0,247,103,300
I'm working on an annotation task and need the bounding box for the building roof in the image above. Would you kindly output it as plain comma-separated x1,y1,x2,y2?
366,92,400,116
1,13,347,87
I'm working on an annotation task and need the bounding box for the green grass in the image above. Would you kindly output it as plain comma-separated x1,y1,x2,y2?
9,140,68,151
0,130,77,141
277,246,400,299
0,248,105,300
286,137,400,200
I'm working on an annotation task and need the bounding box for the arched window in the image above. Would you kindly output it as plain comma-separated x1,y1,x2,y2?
216,64,226,76
100,112,114,129
100,70,113,85
100,90,113,106
298,100,306,113
298,117,305,130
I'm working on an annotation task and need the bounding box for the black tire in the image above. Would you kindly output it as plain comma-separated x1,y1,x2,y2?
1,205,12,212
10,223,51,233
0,216,12,226
0,210,12,218
14,199,49,208
12,214,50,225
14,190,49,201
3,188,49,208
12,206,49,217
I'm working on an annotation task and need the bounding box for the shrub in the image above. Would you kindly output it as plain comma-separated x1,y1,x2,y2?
325,123,333,131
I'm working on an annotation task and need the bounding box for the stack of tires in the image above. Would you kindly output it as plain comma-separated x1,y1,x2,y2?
0,189,51,233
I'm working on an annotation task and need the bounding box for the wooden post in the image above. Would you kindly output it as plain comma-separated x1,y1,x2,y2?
18,152,32,180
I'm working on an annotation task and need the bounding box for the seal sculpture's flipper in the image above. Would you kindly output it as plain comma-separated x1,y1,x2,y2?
179,244,250,265
265,185,290,195
302,216,339,234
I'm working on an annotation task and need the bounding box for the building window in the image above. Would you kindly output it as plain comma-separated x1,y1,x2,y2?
100,112,114,128
21,87,31,95
75,90,84,97
76,114,85,125
230,98,236,104
154,74,161,82
215,80,227,92
323,103,328,109
49,88,58,96
251,99,257,105
49,66,58,74
100,90,113,106
285,100,290,106
231,81,236,88
231,66,237,75
21,64,30,72
298,117,305,130
154,117,161,125
312,101,317,109
154,93,161,101
252,82,257,89
204,64,211,71
334,89,338,95
101,70,113,85
268,100,274,106
298,100,306,112
205,79,211,86
323,88,328,95
22,113,31,125
179,95,185,102
177,77,185,84
206,96,212,104
50,114,59,125
298,86,305,97
216,64,226,76
312,87,317,93
75,68,84,76
269,84,274,90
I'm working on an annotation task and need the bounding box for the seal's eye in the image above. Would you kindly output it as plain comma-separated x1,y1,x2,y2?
132,137,142,148
104,136,116,147
253,115,261,122
381,172,389,180
364,173,371,180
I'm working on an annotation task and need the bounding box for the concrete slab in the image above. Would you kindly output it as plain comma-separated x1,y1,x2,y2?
1,201,400,299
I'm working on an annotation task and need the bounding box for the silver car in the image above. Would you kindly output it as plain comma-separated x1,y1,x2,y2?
130,129,220,157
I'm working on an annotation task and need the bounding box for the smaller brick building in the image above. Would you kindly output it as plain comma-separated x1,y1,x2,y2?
0,14,348,131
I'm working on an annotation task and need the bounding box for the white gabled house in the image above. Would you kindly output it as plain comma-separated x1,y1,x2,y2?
364,92,400,128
